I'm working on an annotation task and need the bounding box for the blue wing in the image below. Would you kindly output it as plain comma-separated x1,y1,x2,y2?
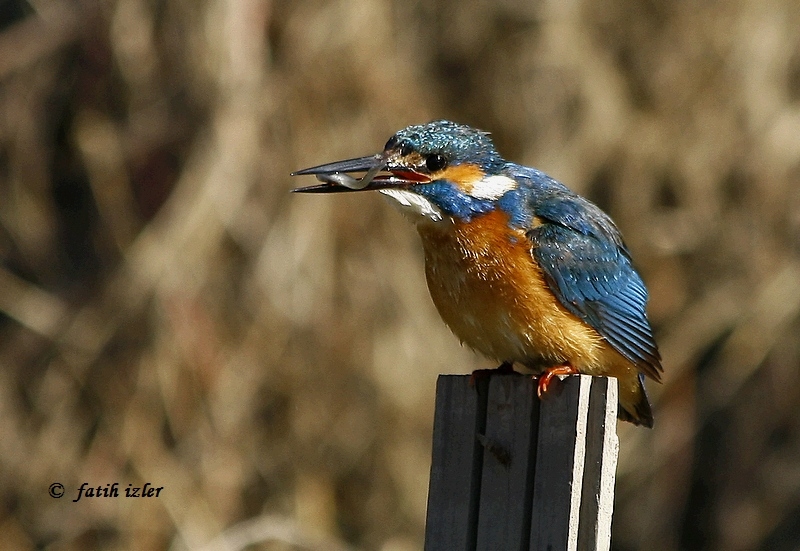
504,166,662,380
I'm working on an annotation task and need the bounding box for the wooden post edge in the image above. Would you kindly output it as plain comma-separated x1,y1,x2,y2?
424,373,619,551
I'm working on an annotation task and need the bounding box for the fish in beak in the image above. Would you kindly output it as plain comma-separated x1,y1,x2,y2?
291,153,431,193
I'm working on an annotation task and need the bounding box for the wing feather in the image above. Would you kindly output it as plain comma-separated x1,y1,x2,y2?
526,200,663,381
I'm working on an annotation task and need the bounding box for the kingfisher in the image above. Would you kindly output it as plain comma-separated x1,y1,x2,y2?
292,120,662,427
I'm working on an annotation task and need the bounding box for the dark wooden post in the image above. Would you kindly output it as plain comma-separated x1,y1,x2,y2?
424,373,619,551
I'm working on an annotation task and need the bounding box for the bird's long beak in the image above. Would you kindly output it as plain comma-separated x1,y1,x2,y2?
291,153,429,193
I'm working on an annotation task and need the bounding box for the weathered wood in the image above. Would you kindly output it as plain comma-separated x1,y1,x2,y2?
424,375,487,550
530,374,589,551
424,373,619,551
475,375,538,550
577,377,619,551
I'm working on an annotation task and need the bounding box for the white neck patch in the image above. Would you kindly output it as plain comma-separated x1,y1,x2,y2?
469,174,517,200
379,188,444,223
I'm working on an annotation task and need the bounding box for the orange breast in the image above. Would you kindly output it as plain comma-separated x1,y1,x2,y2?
417,209,608,372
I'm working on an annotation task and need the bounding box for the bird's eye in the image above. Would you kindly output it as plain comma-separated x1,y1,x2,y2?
384,136,399,151
425,153,448,172
399,140,414,156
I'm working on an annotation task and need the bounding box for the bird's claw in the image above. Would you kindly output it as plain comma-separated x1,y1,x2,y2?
535,364,579,398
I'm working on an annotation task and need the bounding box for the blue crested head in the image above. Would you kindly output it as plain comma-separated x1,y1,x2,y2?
373,121,519,222
385,120,505,173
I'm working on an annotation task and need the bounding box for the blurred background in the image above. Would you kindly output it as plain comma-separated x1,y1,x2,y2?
1,0,800,549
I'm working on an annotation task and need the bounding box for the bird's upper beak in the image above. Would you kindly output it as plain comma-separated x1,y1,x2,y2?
291,153,430,193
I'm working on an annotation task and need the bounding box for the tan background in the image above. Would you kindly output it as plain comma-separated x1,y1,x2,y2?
2,0,800,549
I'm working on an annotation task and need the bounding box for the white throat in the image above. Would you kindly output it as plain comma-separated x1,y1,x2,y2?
379,188,444,223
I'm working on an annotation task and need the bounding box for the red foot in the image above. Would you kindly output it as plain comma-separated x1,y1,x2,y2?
536,364,579,398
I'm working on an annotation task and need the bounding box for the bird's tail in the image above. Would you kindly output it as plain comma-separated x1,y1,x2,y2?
617,372,654,428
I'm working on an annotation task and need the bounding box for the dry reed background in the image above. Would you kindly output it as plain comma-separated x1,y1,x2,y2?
1,0,800,549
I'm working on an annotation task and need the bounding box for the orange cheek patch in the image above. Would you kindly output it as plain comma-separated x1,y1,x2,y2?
437,164,485,193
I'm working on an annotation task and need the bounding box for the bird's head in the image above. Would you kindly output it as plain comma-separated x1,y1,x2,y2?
292,121,518,223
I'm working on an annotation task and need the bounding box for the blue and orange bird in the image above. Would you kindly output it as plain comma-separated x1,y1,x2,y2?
292,121,663,427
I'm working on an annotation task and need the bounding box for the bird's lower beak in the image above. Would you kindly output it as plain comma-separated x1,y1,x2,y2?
291,154,429,193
